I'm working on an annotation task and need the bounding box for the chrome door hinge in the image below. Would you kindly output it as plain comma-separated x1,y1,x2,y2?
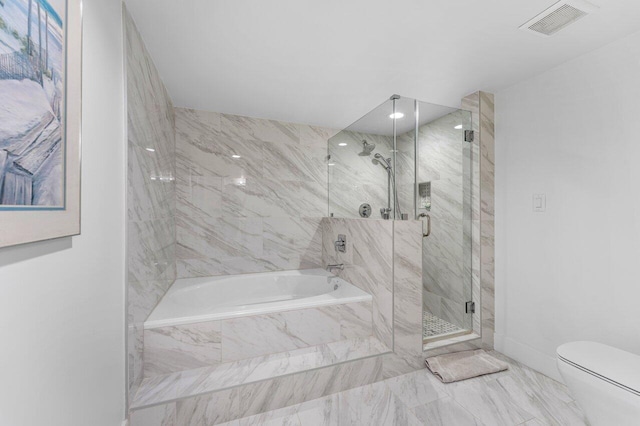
465,301,476,314
464,130,474,143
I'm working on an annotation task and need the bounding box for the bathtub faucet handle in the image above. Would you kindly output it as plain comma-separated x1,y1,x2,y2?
334,234,347,253
327,264,344,273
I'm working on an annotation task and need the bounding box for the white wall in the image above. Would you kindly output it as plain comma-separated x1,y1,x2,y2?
495,30,640,380
0,0,126,425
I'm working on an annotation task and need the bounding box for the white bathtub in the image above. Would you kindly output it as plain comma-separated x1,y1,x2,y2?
145,269,371,329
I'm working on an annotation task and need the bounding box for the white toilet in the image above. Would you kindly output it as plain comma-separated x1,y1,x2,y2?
557,341,640,426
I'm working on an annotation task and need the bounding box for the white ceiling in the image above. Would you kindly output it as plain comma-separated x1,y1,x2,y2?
344,97,460,136
125,0,640,130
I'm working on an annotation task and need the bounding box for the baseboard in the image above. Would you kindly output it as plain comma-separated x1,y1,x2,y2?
494,333,563,382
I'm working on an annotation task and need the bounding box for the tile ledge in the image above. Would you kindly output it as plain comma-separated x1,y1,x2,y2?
132,336,390,409
423,332,481,353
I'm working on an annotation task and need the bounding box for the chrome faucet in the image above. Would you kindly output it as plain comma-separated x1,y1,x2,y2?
326,264,344,273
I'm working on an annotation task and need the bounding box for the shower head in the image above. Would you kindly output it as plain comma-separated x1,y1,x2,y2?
359,140,376,156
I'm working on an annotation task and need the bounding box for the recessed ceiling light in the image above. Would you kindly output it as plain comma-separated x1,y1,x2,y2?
328,163,336,166
454,125,463,130
338,143,347,146
231,154,241,159
145,148,155,152
389,112,404,119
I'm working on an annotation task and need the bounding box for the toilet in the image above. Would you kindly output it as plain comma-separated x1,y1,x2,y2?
557,341,640,426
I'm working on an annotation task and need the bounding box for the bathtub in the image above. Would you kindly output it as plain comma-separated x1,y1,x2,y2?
145,268,371,329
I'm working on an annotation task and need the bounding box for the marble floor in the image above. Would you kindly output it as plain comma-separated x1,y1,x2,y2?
215,351,587,426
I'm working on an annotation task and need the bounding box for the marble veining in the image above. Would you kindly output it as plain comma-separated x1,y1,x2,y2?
339,380,421,425
221,307,342,362
125,7,177,397
413,396,481,425
339,301,373,340
144,321,222,377
321,218,394,349
175,107,335,278
479,92,495,349
128,351,585,426
175,388,239,426
328,131,394,219
143,297,374,378
393,221,424,359
133,335,389,409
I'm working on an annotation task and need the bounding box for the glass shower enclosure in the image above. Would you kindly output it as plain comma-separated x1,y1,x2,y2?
328,95,476,344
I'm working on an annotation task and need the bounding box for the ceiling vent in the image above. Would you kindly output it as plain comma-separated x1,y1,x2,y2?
520,0,599,37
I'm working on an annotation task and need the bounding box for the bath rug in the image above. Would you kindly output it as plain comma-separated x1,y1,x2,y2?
425,349,508,383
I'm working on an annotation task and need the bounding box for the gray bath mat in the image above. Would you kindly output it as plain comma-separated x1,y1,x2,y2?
425,349,508,383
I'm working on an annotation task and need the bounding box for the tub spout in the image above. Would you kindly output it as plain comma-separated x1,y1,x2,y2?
326,264,344,273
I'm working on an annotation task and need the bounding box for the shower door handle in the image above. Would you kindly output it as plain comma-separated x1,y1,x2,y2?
419,213,431,237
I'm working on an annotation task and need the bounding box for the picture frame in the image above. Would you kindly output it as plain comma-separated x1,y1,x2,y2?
0,0,82,248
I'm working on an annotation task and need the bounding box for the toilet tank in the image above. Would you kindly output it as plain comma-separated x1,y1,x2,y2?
557,341,640,426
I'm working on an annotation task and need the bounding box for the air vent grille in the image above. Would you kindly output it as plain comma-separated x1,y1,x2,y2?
520,1,599,37
529,4,587,35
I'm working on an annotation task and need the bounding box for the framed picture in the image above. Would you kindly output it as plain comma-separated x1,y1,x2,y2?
0,0,82,248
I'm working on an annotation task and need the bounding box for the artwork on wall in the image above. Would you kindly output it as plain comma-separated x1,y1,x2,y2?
0,0,82,248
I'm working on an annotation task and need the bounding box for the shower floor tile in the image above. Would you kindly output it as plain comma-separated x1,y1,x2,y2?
423,312,465,339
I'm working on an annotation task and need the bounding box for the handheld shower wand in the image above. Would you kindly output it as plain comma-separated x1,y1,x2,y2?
373,153,403,219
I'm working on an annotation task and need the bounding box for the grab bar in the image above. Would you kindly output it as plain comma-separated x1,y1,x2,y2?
418,213,431,237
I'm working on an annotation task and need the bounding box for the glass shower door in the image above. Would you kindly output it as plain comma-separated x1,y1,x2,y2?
417,104,474,342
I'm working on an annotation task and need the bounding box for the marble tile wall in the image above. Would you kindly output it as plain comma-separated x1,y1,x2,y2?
479,92,495,349
391,221,424,374
418,110,474,330
321,218,394,349
220,308,342,363
130,353,384,426
462,92,495,349
394,130,418,219
133,336,389,409
143,321,222,377
327,131,394,219
125,8,177,398
175,108,336,277
143,301,373,377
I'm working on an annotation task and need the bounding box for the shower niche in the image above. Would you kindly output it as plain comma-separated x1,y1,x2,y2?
328,96,478,347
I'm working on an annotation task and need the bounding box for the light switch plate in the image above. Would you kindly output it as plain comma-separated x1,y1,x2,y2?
533,194,546,212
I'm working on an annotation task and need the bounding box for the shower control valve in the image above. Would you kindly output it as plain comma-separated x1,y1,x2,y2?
334,234,346,253
359,203,372,218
